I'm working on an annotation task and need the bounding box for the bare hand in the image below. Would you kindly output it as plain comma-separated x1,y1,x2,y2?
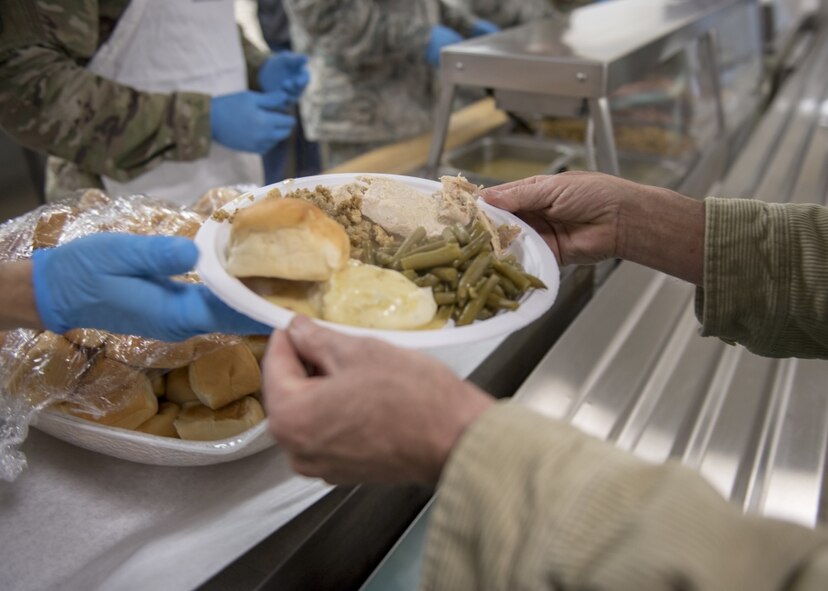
482,171,705,285
482,171,649,265
263,317,494,485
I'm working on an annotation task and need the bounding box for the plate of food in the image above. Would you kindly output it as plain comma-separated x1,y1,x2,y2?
195,173,559,349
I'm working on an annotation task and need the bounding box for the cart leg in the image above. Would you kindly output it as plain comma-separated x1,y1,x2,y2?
587,96,620,176
426,84,457,178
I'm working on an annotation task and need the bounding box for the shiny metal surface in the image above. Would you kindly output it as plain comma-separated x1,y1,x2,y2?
427,0,764,184
512,26,828,527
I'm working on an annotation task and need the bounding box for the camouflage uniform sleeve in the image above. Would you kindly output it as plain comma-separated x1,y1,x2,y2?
284,0,432,67
0,3,211,182
439,0,478,37
239,25,270,91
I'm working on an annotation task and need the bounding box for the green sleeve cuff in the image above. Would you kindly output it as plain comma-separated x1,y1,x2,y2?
171,91,212,161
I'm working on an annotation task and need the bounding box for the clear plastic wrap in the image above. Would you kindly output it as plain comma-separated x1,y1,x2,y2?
0,189,266,481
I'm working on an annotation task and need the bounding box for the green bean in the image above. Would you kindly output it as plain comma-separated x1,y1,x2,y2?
468,276,488,300
495,272,520,298
458,252,492,300
407,238,447,256
431,266,458,287
493,260,531,292
476,307,495,321
435,304,455,324
492,283,506,298
452,223,471,245
362,241,375,265
456,275,500,326
442,227,457,243
524,272,547,289
402,269,418,282
391,226,427,267
455,232,488,267
486,294,520,311
400,243,461,270
376,252,395,267
414,273,441,288
434,291,457,305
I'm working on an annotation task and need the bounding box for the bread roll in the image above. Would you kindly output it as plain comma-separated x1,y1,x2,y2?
32,206,78,249
6,331,87,407
226,198,350,281
165,365,199,404
65,357,158,429
105,335,195,369
242,335,269,364
64,328,108,349
135,402,180,438
150,373,166,397
173,397,264,441
188,342,261,409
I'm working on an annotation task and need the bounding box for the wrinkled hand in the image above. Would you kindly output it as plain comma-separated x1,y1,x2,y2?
469,19,500,37
32,233,271,342
258,51,309,101
210,91,296,154
264,317,494,485
425,25,464,66
482,171,650,266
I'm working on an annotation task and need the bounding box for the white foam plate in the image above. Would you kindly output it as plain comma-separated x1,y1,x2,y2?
195,173,560,349
33,410,273,466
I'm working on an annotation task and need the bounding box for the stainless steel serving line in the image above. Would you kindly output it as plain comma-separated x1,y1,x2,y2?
427,0,763,180
513,22,828,529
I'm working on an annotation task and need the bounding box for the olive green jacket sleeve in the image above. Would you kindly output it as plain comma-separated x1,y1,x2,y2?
421,403,828,590
696,198,828,358
0,0,211,182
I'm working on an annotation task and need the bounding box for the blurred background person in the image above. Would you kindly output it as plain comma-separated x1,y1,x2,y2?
256,0,321,182
283,0,499,169
0,0,308,205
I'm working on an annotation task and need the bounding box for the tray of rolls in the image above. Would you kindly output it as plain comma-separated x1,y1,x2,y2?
195,173,559,349
0,189,275,472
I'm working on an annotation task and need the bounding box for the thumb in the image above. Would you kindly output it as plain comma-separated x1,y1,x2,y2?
255,90,289,111
263,329,309,395
286,316,354,374
94,234,199,277
481,176,546,212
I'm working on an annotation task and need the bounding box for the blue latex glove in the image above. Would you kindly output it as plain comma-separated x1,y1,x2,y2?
258,51,309,102
32,234,271,342
211,91,296,154
425,25,464,66
469,19,500,37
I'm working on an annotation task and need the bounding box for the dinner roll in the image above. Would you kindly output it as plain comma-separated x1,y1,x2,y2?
6,331,87,407
165,365,199,405
64,328,108,349
225,198,350,281
173,397,264,441
32,206,78,249
188,342,261,409
135,402,180,438
105,335,195,369
242,335,269,364
66,357,158,429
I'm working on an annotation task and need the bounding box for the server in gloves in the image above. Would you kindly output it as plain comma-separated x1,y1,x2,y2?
264,172,828,589
0,0,308,204
283,0,499,168
0,234,269,340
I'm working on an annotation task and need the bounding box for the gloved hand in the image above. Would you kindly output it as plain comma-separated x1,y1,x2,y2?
211,91,296,154
469,19,500,37
258,51,309,102
32,234,271,342
425,25,464,66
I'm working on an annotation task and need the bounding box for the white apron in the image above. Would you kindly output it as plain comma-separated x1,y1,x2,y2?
87,0,264,205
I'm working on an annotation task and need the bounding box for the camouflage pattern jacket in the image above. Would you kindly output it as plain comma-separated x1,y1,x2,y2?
444,0,557,28
0,0,268,187
284,0,477,144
